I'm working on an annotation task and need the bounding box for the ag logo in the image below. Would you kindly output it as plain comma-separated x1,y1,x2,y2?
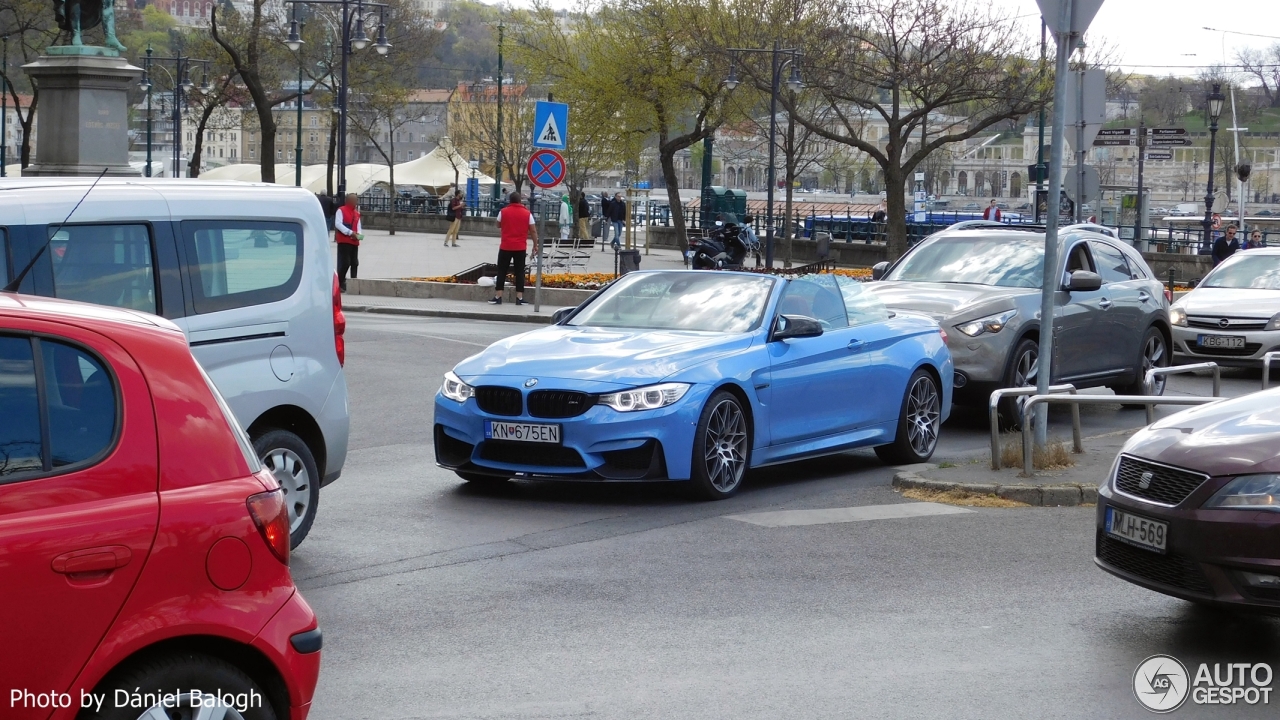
1138,471,1154,490
1134,655,1190,713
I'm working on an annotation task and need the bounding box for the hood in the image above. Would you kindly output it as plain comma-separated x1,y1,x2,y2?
454,326,754,388
1122,388,1280,476
864,281,1026,321
1176,287,1280,319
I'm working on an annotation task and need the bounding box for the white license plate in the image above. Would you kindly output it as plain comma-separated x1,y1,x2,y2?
1197,334,1246,349
485,421,561,444
1105,507,1168,553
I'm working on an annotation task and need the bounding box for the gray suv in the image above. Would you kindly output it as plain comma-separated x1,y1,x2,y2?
867,226,1170,424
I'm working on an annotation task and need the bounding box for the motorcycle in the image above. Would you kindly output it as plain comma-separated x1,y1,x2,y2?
690,218,761,270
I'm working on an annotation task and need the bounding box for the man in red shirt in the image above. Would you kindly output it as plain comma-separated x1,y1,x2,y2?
491,192,538,305
334,193,363,292
982,198,1002,222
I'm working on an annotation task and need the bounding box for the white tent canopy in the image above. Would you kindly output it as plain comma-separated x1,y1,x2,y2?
193,148,498,195
389,145,494,192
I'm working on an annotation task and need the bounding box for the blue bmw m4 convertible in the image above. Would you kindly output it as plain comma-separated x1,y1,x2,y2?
434,270,953,498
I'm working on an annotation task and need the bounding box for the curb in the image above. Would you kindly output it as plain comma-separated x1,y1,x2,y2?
891,468,1099,507
342,303,553,325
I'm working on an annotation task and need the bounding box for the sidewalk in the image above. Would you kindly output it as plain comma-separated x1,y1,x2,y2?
339,227,691,281
893,429,1137,507
342,293,562,324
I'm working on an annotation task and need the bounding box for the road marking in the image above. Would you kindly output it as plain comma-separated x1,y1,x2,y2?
724,502,974,528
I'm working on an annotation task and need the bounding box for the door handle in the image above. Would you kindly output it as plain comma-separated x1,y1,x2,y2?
1099,298,1113,309
847,339,865,351
1138,292,1151,303
52,546,132,575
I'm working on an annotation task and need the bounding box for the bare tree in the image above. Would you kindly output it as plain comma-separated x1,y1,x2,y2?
1237,45,1280,109
0,0,59,167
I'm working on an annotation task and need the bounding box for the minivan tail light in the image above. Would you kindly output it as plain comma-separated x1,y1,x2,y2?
247,489,290,564
333,273,346,366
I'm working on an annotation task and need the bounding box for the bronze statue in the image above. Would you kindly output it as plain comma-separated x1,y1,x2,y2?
54,0,126,51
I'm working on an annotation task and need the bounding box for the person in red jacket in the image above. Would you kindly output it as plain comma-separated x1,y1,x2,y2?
982,198,1002,222
335,193,363,292
491,192,538,305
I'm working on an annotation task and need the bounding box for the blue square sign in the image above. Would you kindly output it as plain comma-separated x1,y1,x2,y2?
532,101,569,150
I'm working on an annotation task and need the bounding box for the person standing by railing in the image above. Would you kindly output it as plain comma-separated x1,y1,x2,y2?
334,193,363,293
444,190,464,247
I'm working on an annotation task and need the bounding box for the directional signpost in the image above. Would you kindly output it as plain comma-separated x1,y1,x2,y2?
1145,150,1173,161
1148,128,1192,147
1092,128,1134,147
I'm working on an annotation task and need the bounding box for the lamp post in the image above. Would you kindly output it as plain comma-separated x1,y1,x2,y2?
142,50,211,178
140,45,152,177
2,34,8,177
288,9,307,186
286,0,391,197
724,43,802,269
492,19,503,208
1202,83,1225,254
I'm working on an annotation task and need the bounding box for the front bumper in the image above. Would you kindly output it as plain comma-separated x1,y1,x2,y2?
1095,478,1280,613
433,383,712,481
1172,325,1280,366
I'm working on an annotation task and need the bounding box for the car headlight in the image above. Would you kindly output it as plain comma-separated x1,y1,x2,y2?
955,309,1017,338
599,382,691,412
440,371,475,403
1203,474,1280,511
1265,312,1280,331
1170,306,1187,327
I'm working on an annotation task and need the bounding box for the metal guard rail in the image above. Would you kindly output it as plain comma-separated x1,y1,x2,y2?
1143,362,1221,423
1265,352,1280,390
1019,394,1223,477
989,385,1081,470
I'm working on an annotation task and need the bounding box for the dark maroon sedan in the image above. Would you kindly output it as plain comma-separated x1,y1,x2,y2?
1096,388,1280,611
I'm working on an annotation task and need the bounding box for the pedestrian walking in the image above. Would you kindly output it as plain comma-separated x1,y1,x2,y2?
559,193,573,242
1213,223,1241,266
490,192,537,306
599,193,614,249
444,189,464,247
607,192,626,250
982,198,1002,221
1246,228,1265,249
334,192,363,293
576,192,591,243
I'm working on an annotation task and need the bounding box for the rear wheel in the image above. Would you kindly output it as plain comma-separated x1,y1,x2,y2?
875,369,942,465
253,429,319,550
688,391,750,500
92,652,277,720
997,338,1039,430
1115,326,1169,403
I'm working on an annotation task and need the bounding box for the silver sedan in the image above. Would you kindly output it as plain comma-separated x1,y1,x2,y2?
1170,248,1280,366
867,226,1171,424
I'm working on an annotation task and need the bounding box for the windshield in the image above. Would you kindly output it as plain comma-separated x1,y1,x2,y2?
568,272,775,332
887,234,1044,288
1202,254,1280,290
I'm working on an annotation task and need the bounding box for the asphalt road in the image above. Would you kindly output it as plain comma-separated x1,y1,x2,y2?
295,314,1279,719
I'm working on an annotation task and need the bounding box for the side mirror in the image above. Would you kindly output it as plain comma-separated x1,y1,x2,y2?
772,314,824,341
551,306,576,324
871,261,890,281
1066,270,1102,292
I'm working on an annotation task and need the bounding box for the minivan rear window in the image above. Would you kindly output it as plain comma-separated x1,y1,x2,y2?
49,224,157,314
182,221,304,314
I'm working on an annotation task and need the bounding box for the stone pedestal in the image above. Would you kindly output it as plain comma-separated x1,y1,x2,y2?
23,53,141,177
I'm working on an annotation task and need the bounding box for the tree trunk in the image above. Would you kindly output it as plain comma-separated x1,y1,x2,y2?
326,122,337,197
659,147,686,245
883,167,909,257
783,114,797,268
188,102,220,178
388,133,396,236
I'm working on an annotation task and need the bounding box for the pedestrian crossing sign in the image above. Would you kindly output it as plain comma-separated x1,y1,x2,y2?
532,101,569,150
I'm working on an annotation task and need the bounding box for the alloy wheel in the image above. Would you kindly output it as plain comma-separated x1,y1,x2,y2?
263,447,311,532
136,693,246,720
1013,346,1038,387
1143,334,1167,394
703,399,748,493
905,376,941,457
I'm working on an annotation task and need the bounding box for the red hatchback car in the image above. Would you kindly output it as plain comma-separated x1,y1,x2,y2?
0,294,320,720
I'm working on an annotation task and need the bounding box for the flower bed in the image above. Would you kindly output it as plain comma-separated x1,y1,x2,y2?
410,266,875,290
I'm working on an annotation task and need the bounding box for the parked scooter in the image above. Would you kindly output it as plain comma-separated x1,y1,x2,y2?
691,215,760,270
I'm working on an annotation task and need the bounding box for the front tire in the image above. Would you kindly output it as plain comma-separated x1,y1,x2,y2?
253,429,319,550
997,337,1039,430
688,390,751,500
1116,326,1169,402
87,652,277,720
875,369,942,465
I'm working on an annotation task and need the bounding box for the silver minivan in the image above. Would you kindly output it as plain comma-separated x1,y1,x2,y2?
0,178,348,547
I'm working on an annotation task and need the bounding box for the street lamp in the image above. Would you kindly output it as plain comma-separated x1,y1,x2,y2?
1202,83,1225,253
2,34,8,177
288,5,306,187
724,43,802,268
284,0,391,197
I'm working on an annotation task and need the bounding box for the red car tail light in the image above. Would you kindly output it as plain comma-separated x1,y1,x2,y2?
333,273,346,366
939,328,948,343
247,489,290,565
